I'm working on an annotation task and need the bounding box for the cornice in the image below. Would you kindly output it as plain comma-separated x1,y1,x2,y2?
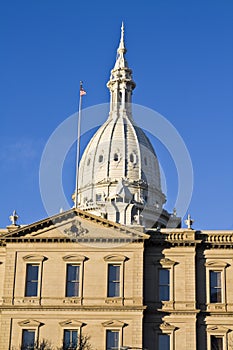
0,305,145,312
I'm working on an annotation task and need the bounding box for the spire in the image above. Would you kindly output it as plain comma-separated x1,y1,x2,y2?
117,22,127,55
114,22,128,70
107,23,136,116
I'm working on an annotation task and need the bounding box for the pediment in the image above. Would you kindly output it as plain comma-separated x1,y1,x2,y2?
159,322,178,332
1,208,149,243
205,261,229,268
207,325,231,334
59,319,84,327
18,319,43,327
102,319,127,328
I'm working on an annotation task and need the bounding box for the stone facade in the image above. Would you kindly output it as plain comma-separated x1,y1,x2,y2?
0,215,233,349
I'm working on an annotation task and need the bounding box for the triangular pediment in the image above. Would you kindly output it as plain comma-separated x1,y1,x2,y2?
18,319,43,327
59,319,84,327
102,319,127,328
1,208,149,243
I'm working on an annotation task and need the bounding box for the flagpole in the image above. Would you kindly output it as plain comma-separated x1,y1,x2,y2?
74,81,84,208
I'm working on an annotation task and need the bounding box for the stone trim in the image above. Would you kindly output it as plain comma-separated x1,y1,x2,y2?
104,254,128,262
59,319,84,328
102,319,127,327
62,254,87,262
23,254,47,262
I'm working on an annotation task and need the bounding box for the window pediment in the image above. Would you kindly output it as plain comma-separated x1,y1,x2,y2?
158,322,178,333
205,261,229,268
102,320,127,328
207,325,230,334
62,254,87,262
159,258,177,268
104,254,128,262
59,320,84,328
23,255,46,262
18,319,43,327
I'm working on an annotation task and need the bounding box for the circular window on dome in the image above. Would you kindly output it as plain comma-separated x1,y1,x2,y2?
98,154,104,163
113,153,119,162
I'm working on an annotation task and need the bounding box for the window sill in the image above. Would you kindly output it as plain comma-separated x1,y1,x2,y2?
13,297,40,305
207,303,226,312
105,297,123,305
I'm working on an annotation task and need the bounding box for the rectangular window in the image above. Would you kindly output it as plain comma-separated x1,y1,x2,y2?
106,330,119,350
211,335,223,350
158,334,170,350
210,271,222,303
22,329,35,350
66,264,80,297
159,269,170,301
25,264,39,297
63,329,78,350
108,264,120,297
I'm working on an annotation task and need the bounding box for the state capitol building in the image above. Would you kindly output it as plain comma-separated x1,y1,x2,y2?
0,24,232,350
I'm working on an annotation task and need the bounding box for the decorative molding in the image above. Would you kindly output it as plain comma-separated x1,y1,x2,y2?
160,258,177,268
102,319,127,328
207,325,231,334
23,254,47,262
104,254,128,262
18,319,43,327
64,220,88,239
59,319,84,328
205,261,229,268
159,322,178,333
62,254,87,262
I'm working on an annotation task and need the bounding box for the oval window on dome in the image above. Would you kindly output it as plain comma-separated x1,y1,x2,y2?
113,153,119,162
87,158,91,166
99,154,103,163
144,157,147,166
130,153,137,164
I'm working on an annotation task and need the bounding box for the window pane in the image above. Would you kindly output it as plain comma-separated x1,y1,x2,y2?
211,335,223,350
25,265,39,297
66,265,80,297
108,265,120,297
64,329,78,350
159,269,170,301
210,271,222,303
22,329,35,350
159,269,169,284
106,330,119,350
159,334,170,350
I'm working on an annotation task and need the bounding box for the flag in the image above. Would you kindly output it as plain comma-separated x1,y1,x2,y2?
80,83,87,96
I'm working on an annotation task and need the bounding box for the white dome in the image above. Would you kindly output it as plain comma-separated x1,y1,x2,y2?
78,113,165,206
75,23,169,227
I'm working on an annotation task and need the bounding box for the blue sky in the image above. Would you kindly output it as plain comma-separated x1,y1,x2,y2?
0,0,232,230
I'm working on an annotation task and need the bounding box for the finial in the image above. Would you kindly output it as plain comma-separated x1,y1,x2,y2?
9,210,19,226
117,21,126,54
185,214,194,229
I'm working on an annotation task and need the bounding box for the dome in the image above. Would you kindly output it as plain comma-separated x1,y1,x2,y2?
75,24,169,227
78,113,165,207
